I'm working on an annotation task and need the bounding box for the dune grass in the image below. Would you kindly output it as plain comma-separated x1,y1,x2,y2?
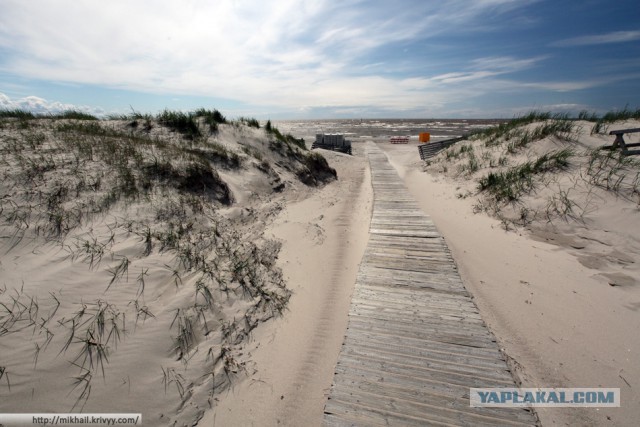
471,112,557,140
0,108,308,415
585,148,640,197
157,109,201,139
476,112,575,150
587,107,640,134
0,109,98,120
236,117,260,129
0,109,36,120
478,149,574,202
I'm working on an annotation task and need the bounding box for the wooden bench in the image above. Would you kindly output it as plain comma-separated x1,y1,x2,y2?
602,128,640,156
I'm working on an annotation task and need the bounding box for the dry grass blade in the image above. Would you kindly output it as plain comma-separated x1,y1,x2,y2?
105,256,130,291
0,366,10,391
68,362,92,412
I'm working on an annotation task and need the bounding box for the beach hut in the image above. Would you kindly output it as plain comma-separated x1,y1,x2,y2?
312,133,352,154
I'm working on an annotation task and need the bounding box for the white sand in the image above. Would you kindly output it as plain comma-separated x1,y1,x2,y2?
207,146,372,426
0,118,345,425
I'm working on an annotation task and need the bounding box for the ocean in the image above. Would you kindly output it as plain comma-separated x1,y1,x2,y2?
272,118,507,143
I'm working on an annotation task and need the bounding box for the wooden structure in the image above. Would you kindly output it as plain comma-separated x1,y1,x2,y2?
313,133,352,155
323,145,537,426
603,128,640,156
390,136,410,144
418,136,467,160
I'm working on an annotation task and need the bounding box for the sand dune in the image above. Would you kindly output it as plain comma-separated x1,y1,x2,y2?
0,114,336,425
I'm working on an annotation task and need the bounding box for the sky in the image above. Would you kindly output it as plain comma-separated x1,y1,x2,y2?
0,0,639,119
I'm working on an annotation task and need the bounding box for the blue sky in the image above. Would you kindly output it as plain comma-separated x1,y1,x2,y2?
0,0,639,118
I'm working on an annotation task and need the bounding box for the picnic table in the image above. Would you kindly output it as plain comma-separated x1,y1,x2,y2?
603,128,640,156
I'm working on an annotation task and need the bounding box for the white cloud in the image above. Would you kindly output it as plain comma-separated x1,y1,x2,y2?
0,0,545,112
0,92,104,115
553,30,640,47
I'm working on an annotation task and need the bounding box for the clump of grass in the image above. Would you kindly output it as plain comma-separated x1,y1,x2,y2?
194,108,226,134
186,142,241,169
458,152,479,175
170,309,197,360
56,121,112,137
473,111,553,141
297,151,337,186
585,149,640,197
0,109,98,120
178,161,234,204
157,109,201,139
161,366,186,399
545,188,581,222
237,117,260,129
0,109,36,120
488,117,575,151
590,107,640,134
577,110,599,121
478,149,573,202
54,110,98,120
266,120,306,151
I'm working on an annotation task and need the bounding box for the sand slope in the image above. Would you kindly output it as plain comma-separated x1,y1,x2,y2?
207,146,372,426
0,115,336,425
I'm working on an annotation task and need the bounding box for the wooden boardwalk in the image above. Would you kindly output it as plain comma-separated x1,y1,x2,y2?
323,146,537,426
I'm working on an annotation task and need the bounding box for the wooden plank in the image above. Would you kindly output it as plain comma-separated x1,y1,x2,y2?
609,127,640,134
328,387,534,427
342,335,506,365
323,145,537,426
330,377,537,425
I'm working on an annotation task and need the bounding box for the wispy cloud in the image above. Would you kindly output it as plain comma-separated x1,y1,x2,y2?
553,30,640,47
0,0,543,112
1,0,636,117
430,56,545,84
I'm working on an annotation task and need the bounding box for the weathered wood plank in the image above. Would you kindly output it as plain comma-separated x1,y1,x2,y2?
330,377,537,424
323,146,537,426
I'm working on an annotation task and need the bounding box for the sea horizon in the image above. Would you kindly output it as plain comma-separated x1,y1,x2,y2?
273,118,507,142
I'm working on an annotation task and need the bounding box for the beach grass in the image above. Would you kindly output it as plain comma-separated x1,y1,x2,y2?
157,109,201,139
478,149,574,202
0,108,323,415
